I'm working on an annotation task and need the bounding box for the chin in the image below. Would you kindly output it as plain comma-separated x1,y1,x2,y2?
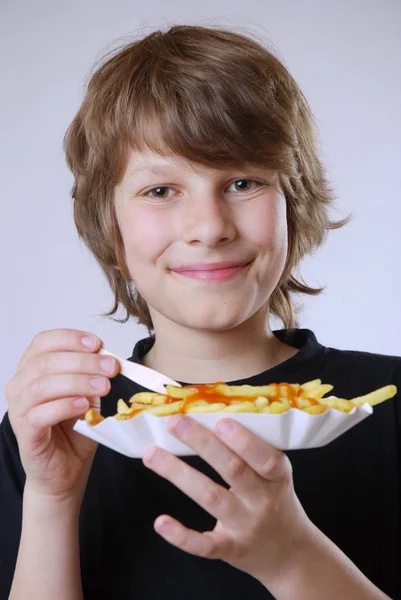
174,303,252,332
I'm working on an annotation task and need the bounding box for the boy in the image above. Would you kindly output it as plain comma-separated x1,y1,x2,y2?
1,25,400,600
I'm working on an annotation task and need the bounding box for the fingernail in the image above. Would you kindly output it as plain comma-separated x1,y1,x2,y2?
73,397,88,409
90,376,107,391
216,419,234,436
82,335,97,349
157,517,174,535
170,415,190,433
100,357,115,374
143,446,163,465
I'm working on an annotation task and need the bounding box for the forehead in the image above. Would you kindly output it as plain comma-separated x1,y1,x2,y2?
124,149,208,179
122,148,277,182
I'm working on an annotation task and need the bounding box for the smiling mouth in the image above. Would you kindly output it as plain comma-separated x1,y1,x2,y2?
170,260,254,282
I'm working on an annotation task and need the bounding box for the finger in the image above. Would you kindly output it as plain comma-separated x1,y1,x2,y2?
215,419,292,482
143,446,244,524
15,373,111,417
154,514,227,559
26,396,90,431
9,351,120,399
17,329,102,374
167,415,263,498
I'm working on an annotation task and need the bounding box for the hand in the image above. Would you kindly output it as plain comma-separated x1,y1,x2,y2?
6,328,120,502
143,415,315,585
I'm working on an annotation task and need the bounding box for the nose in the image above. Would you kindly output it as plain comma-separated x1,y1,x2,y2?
181,194,237,247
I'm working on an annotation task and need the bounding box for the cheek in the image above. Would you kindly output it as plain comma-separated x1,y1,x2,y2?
118,207,172,267
243,194,287,253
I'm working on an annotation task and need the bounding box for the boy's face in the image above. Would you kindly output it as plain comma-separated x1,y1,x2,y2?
114,149,288,331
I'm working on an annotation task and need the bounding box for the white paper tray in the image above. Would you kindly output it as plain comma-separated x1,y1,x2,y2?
73,403,373,457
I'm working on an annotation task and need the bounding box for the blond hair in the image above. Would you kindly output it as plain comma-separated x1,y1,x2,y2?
64,25,347,332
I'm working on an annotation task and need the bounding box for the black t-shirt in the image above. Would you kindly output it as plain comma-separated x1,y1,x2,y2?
1,329,401,600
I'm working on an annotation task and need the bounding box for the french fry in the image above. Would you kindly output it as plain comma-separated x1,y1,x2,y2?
295,397,314,409
114,410,144,420
152,395,171,406
186,403,227,413
262,402,289,414
300,384,333,400
300,379,321,392
117,399,132,414
319,398,354,413
304,405,328,415
130,402,151,410
184,400,208,408
276,397,290,409
350,385,397,407
255,396,269,410
85,409,105,425
128,392,161,405
165,386,197,398
278,383,301,396
213,383,279,398
219,401,257,413
84,378,398,426
146,401,185,416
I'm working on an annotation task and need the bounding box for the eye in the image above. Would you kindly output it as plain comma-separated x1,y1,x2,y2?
226,179,263,193
144,186,173,199
141,178,265,201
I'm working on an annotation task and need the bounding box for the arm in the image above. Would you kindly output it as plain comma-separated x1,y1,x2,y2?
262,526,391,600
4,329,118,600
9,485,83,600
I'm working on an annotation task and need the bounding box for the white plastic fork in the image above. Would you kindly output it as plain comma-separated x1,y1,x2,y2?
99,348,181,394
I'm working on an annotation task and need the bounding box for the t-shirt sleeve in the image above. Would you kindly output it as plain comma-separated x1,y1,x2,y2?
0,411,25,600
392,361,401,600
395,361,401,450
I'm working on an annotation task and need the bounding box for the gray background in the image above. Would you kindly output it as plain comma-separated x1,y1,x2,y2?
1,0,400,418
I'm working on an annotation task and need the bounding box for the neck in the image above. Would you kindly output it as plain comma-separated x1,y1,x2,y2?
142,307,298,383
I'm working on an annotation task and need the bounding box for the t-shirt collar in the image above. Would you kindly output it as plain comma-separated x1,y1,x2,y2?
129,329,324,386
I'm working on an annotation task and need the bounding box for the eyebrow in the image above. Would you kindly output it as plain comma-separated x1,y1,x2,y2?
127,165,176,178
126,163,276,181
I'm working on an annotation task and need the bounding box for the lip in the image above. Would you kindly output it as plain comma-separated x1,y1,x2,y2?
172,260,252,271
170,260,253,281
